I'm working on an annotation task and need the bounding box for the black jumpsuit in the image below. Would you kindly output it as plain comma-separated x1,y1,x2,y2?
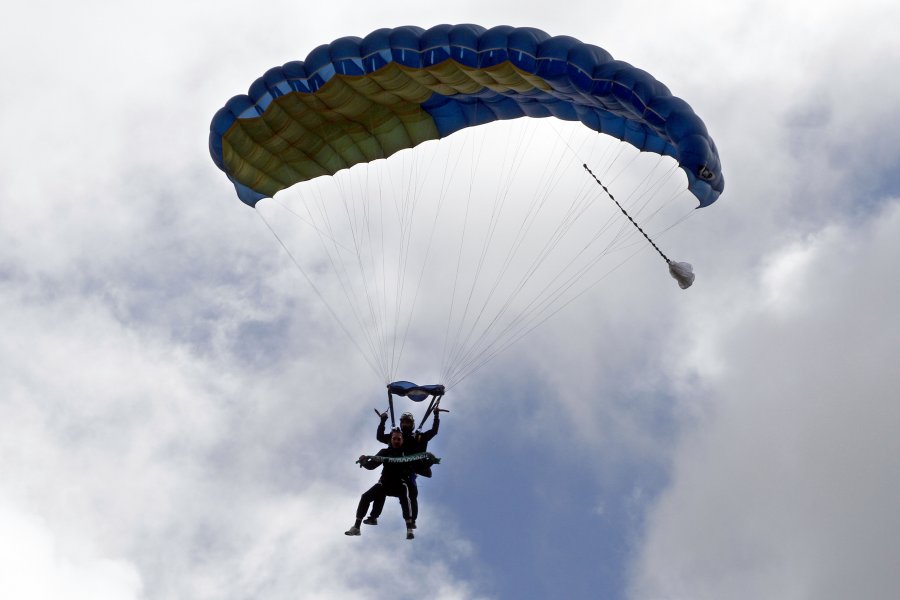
355,447,415,521
368,415,439,521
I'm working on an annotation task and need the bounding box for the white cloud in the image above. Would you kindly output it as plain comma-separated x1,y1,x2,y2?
0,502,142,600
759,241,816,315
3,2,900,599
0,263,489,597
630,200,900,600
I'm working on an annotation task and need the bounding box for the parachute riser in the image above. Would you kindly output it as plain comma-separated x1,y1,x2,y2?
387,389,396,429
386,390,438,431
418,394,443,431
386,392,444,432
385,381,446,433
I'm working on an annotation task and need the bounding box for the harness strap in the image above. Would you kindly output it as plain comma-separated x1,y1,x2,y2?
387,389,396,429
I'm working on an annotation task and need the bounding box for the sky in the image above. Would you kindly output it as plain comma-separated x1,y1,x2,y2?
2,1,899,599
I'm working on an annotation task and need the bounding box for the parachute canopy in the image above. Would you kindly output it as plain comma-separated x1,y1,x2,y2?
209,25,725,388
209,24,723,208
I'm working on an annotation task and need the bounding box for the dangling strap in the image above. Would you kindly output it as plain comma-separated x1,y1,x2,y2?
584,164,696,289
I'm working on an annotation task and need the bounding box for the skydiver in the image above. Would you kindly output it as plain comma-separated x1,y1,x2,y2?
380,403,442,463
345,429,417,540
363,402,442,529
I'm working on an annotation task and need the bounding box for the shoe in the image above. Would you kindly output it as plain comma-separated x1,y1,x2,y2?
406,529,415,540
344,526,361,536
363,516,378,525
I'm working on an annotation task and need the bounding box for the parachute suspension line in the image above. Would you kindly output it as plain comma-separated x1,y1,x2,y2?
604,146,642,189
609,153,685,243
373,165,391,380
296,184,368,361
582,145,650,254
444,130,602,386
449,136,687,387
444,240,648,389
389,147,434,379
583,163,673,266
445,131,677,388
440,127,559,383
447,126,645,385
367,158,403,382
302,176,392,381
652,202,697,239
444,134,597,385
447,213,658,387
551,125,691,258
386,153,412,379
270,197,354,252
442,122,546,382
360,162,398,381
362,163,391,381
322,176,391,379
439,129,485,383
442,121,543,378
500,163,693,347
546,126,650,256
443,125,514,371
442,130,695,389
626,159,679,224
611,161,686,256
458,117,535,351
438,133,474,381
335,166,394,380
446,241,614,386
391,137,461,382
254,208,383,380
